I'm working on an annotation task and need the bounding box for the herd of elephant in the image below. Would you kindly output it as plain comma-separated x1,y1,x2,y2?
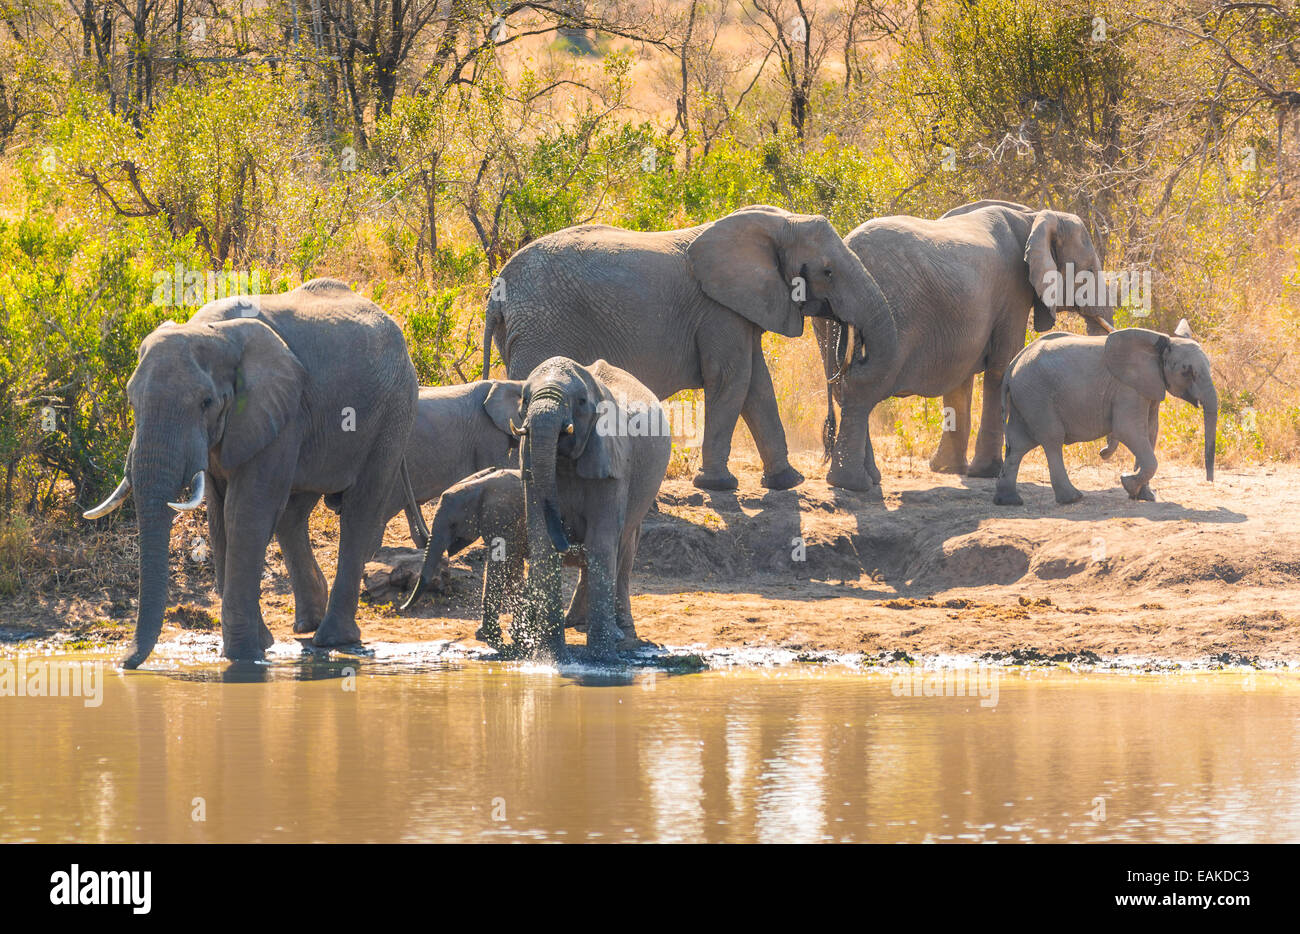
82,200,1219,668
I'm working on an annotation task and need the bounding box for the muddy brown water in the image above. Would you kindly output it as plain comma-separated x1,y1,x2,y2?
1,648,1298,843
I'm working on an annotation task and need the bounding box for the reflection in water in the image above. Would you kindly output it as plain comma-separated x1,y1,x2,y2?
1,655,1298,843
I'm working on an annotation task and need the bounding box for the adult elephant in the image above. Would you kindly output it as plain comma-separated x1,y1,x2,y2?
83,278,418,667
486,357,672,660
482,205,895,491
814,200,1115,491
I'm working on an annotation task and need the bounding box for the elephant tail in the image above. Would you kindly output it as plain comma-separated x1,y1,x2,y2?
482,294,504,378
822,381,837,464
400,458,430,549
1001,375,1013,462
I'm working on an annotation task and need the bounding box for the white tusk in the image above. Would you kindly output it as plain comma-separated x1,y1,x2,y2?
83,476,132,519
168,471,206,512
564,422,574,435
510,419,527,437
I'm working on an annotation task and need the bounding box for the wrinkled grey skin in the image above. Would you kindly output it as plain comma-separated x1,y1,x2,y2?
83,279,417,667
483,205,895,491
994,321,1217,505
814,200,1115,491
487,357,671,660
323,381,515,545
399,467,584,651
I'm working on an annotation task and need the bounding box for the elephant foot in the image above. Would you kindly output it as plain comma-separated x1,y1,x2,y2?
761,465,805,490
312,615,362,647
292,613,321,634
826,465,875,492
966,458,1003,479
693,469,738,491
585,627,619,662
1055,488,1084,505
1120,473,1146,499
259,622,275,650
993,489,1023,506
928,453,968,475
1137,487,1156,502
475,622,505,650
566,614,588,633
222,634,268,663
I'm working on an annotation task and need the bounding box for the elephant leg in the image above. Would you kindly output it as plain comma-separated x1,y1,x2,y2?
316,434,407,648
1116,405,1159,501
220,464,293,660
565,566,590,633
827,382,885,492
994,405,1034,506
1136,402,1160,500
1043,441,1083,505
694,336,753,491
968,364,1008,478
206,478,228,595
582,523,621,661
607,522,642,645
275,491,328,635
741,337,802,490
476,557,511,650
930,374,973,475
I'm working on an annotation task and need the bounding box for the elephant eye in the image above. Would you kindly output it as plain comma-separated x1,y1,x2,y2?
823,267,833,278
201,397,215,410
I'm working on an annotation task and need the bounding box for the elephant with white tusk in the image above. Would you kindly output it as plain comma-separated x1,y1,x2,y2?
994,319,1217,506
82,278,418,668
813,200,1116,491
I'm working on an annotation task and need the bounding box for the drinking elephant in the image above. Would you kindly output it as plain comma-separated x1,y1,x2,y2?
482,205,894,491
484,357,671,659
994,320,1217,505
814,200,1115,491
82,278,418,667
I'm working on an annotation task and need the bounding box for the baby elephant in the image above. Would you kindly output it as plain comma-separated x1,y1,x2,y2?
400,468,527,648
995,320,1217,505
399,467,584,650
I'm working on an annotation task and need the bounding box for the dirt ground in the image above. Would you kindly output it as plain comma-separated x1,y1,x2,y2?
4,450,1300,664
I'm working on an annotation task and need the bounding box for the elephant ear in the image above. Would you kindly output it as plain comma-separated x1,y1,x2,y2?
1024,212,1063,330
1103,328,1170,401
686,205,805,338
217,319,307,470
482,380,524,437
573,363,630,481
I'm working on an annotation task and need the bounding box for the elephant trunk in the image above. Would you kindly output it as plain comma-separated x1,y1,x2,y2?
401,510,455,612
122,413,208,669
125,496,175,669
829,246,897,374
1201,388,1218,482
520,396,566,654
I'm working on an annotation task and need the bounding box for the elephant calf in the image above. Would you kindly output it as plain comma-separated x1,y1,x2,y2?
995,320,1217,506
399,468,585,651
